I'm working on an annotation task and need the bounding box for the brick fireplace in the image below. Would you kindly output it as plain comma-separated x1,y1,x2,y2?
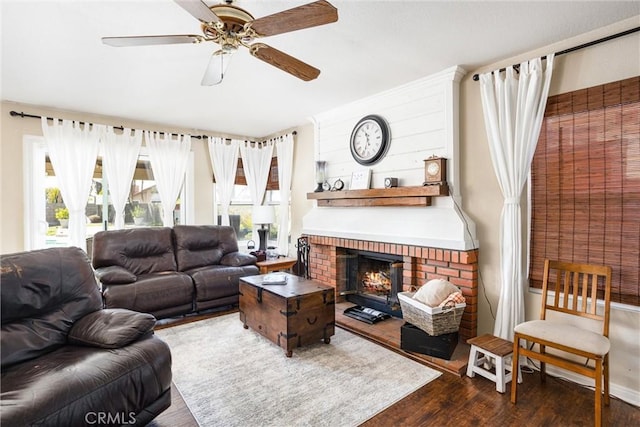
303,234,478,340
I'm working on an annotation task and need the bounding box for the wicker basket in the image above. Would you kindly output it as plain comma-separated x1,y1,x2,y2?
398,291,465,336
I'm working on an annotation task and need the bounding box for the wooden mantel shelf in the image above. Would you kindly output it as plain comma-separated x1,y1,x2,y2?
306,184,449,207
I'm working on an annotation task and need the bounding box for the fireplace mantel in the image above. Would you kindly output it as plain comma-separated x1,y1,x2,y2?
306,185,449,207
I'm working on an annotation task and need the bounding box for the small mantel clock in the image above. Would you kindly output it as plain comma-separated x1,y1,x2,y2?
423,156,447,185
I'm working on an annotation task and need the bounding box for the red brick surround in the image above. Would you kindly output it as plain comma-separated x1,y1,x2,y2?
303,234,478,339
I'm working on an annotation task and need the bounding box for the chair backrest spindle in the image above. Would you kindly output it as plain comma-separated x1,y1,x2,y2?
540,259,612,337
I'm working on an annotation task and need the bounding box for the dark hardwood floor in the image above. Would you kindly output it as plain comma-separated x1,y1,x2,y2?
149,307,639,427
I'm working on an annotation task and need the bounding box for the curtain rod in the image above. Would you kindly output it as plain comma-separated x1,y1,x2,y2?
472,26,640,81
8,110,296,140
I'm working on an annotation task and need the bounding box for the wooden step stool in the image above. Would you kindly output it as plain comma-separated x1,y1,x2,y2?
466,334,522,393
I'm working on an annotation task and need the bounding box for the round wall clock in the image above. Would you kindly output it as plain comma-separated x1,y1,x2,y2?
349,115,391,165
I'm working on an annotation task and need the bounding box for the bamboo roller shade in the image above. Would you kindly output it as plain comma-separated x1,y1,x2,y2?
530,76,640,306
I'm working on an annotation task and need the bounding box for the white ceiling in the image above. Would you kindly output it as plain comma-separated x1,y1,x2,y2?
2,1,639,138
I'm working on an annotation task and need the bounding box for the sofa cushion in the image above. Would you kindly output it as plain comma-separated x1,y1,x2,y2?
92,227,177,275
173,225,242,271
188,264,260,302
1,247,102,368
0,335,171,427
95,265,137,284
102,272,194,316
221,251,258,267
68,309,156,349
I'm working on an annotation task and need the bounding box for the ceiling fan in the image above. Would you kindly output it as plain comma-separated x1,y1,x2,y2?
102,0,338,85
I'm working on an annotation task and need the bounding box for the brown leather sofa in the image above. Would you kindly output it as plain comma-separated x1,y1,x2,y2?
1,247,171,427
92,225,259,319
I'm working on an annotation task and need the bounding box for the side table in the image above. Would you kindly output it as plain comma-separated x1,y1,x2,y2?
256,257,297,274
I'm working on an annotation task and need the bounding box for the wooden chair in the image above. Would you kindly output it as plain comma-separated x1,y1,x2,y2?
511,259,612,427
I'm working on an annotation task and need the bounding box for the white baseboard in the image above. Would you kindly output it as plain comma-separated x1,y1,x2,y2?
523,363,640,407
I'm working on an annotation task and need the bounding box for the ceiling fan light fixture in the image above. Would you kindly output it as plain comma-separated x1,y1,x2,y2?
221,43,237,53
201,49,233,86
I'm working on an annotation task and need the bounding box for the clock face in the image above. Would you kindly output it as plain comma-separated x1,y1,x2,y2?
427,161,440,176
350,115,390,165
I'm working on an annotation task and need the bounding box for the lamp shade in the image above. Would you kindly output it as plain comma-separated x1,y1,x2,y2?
252,205,275,225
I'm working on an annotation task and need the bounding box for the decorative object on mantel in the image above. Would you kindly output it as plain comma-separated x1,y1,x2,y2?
350,169,371,190
314,160,328,192
350,114,391,165
423,156,447,185
384,177,398,188
330,178,344,191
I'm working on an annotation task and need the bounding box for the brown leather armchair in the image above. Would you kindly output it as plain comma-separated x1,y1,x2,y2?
1,247,172,427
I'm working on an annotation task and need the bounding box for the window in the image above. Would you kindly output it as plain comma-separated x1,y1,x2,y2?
25,136,193,250
217,185,280,250
529,76,640,306
215,157,281,251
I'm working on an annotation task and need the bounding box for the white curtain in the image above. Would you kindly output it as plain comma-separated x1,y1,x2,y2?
102,127,142,229
276,134,294,254
208,137,240,226
480,54,554,341
240,140,275,242
41,117,102,251
144,131,191,226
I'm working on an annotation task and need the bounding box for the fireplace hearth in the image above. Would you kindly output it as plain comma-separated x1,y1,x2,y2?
340,249,403,317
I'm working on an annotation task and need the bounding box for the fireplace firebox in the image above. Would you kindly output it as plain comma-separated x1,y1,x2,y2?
341,249,403,317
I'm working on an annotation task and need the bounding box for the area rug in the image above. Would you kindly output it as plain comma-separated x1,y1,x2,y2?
155,313,440,427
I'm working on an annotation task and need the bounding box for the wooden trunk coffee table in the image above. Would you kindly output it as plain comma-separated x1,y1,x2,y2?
239,273,335,357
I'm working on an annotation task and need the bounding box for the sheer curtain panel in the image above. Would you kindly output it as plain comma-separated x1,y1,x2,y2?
276,134,294,254
41,117,102,251
208,137,240,226
240,140,275,242
102,127,142,229
479,54,554,341
144,131,191,226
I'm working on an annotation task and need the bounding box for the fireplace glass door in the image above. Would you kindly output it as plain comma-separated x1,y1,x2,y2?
343,249,403,317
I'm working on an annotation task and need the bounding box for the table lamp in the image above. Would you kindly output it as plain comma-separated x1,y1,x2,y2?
252,205,275,252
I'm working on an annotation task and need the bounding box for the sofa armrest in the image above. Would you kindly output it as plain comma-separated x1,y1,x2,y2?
67,309,156,349
95,265,137,284
220,252,257,267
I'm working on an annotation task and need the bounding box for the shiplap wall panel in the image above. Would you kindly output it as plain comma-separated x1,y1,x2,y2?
313,66,464,191
303,65,479,250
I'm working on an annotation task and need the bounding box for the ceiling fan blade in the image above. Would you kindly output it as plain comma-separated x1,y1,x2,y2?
250,43,320,81
201,50,234,86
102,35,203,47
174,0,221,24
249,0,338,37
